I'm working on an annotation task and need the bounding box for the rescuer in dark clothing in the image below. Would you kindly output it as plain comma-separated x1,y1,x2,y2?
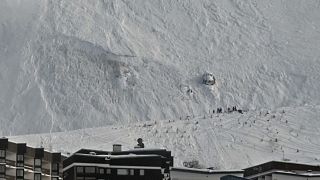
137,138,145,148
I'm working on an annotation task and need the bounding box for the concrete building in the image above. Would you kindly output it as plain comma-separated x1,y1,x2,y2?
63,145,173,180
0,138,65,180
244,161,320,180
170,167,244,180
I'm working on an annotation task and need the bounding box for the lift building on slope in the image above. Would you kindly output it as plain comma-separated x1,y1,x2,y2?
0,138,65,180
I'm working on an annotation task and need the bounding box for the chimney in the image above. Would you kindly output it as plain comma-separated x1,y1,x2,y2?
113,144,122,152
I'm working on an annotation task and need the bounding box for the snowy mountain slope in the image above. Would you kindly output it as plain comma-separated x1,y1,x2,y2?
1,0,320,135
10,105,320,169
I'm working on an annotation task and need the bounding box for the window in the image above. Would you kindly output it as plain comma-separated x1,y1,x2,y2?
16,155,24,167
35,167,41,172
99,168,104,174
52,163,59,175
51,178,59,180
77,167,84,173
140,169,145,176
34,173,41,180
16,169,24,177
0,165,4,178
52,163,58,171
106,169,111,174
85,167,95,174
0,150,5,158
17,155,24,161
34,159,42,172
0,165,5,174
35,159,42,166
129,169,134,175
117,169,128,175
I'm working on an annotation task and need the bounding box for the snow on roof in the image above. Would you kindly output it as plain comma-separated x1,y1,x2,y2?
271,160,320,167
77,148,168,153
249,170,320,178
171,167,243,174
274,170,320,177
74,153,162,159
244,160,320,170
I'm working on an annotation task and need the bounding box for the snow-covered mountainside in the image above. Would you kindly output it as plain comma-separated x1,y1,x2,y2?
10,106,320,169
1,0,320,136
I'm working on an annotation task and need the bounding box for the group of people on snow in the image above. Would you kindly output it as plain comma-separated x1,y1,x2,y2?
213,106,243,114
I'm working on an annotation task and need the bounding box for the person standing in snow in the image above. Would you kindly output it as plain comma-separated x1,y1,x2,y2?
136,138,145,148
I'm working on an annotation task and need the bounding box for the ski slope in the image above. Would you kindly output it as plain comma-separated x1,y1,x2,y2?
10,105,320,169
1,0,320,170
1,0,320,135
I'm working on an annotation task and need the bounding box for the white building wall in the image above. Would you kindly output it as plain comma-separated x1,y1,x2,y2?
171,171,243,180
272,174,320,180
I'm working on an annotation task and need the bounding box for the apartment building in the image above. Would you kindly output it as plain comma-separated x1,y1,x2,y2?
63,145,173,180
0,137,65,180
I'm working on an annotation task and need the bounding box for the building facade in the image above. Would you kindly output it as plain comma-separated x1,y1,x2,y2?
170,167,244,180
0,138,65,180
244,161,320,180
63,147,173,180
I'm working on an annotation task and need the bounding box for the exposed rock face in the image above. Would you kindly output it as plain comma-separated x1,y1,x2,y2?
202,73,216,85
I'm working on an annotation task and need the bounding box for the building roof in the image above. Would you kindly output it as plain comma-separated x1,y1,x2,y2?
76,148,170,155
63,150,172,169
171,167,244,174
244,161,320,177
0,137,66,162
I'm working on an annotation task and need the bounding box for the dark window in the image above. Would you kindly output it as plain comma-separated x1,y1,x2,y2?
0,150,5,158
34,159,42,172
130,169,134,175
0,165,5,174
85,167,96,174
16,169,24,177
16,155,24,167
77,166,84,173
51,163,59,175
17,154,24,161
0,165,4,178
51,178,59,180
99,168,104,174
34,173,41,180
35,159,42,166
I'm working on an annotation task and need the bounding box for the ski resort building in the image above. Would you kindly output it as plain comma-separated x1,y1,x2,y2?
244,161,320,180
63,145,173,180
170,167,244,180
0,137,65,180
